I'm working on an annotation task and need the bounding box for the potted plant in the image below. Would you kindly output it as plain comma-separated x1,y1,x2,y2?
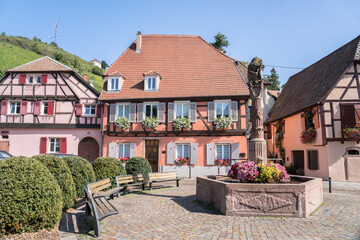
114,117,130,130
141,117,159,130
172,117,191,130
174,157,189,166
119,157,129,164
214,116,232,129
300,127,317,144
343,127,360,143
215,159,230,166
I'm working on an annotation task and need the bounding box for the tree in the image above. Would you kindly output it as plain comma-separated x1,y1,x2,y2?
240,60,249,67
263,67,280,91
210,32,229,53
101,60,108,69
0,32,5,36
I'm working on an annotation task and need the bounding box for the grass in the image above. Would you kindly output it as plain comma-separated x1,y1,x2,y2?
310,202,325,216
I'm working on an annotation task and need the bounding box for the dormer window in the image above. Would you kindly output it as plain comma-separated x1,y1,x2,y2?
144,72,160,91
108,76,121,91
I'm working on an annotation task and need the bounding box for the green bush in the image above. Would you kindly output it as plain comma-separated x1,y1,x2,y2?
31,155,76,210
0,157,62,234
125,157,152,180
62,156,96,198
93,157,126,186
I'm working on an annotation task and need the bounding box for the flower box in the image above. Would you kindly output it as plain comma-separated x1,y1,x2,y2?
174,157,189,166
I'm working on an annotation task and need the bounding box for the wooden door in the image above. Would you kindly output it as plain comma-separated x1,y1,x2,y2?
78,137,99,163
292,150,304,175
145,140,159,172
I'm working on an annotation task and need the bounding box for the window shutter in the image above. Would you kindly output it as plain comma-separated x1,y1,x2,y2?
60,138,67,154
137,103,144,122
1,100,8,115
342,105,355,128
20,101,28,115
41,75,47,84
129,143,137,158
109,104,116,122
40,137,47,154
206,143,215,165
129,103,137,122
208,102,215,122
166,143,175,164
96,104,102,118
48,101,54,115
308,151,319,170
190,102,197,123
76,104,83,116
355,105,360,127
19,75,26,84
312,107,320,129
190,143,198,164
231,143,239,160
108,142,116,157
230,101,238,121
168,102,175,122
34,101,41,115
267,124,272,139
158,103,165,122
301,113,305,131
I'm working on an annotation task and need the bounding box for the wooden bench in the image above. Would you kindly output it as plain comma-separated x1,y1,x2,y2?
84,186,118,238
148,172,182,190
116,173,147,196
88,178,122,199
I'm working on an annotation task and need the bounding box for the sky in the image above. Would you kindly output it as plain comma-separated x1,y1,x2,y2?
0,0,359,86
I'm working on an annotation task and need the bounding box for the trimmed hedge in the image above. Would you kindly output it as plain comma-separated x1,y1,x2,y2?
0,156,62,234
93,157,126,186
125,157,152,180
31,155,76,210
62,156,96,198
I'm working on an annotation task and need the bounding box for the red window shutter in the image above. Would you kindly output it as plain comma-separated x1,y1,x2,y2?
355,105,360,127
1,100,8,115
312,107,320,129
48,101,54,115
342,105,355,128
41,75,47,84
20,101,28,115
34,101,41,115
96,104,102,118
60,138,67,154
40,137,47,154
76,104,83,116
19,75,26,84
301,113,305,131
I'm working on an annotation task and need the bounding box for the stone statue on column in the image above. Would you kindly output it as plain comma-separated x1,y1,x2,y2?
248,57,267,163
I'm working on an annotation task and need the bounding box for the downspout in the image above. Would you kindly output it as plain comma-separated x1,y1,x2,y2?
100,102,104,157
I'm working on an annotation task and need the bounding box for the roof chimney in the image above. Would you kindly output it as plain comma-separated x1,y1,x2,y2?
83,73,88,82
136,31,142,53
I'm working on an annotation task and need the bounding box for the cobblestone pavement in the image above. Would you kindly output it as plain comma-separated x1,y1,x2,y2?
59,179,360,240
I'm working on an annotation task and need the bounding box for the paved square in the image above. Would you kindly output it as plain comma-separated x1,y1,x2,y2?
59,179,360,240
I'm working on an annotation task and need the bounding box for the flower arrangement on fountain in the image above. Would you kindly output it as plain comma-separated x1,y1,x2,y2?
227,161,290,183
114,116,130,130
343,127,360,142
300,127,317,144
174,157,189,165
172,117,191,130
214,116,232,129
118,157,129,164
215,159,230,166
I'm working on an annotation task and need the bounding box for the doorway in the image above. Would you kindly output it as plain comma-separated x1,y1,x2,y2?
145,140,159,172
78,137,99,163
292,150,305,175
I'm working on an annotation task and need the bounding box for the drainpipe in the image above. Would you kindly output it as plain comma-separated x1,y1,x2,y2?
100,102,105,157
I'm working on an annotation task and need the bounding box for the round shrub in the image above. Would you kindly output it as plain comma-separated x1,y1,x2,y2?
93,157,126,186
125,157,152,180
31,155,76,210
0,156,62,234
62,156,96,198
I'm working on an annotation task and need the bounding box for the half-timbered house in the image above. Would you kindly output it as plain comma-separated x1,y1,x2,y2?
0,56,102,162
267,35,360,181
99,32,250,176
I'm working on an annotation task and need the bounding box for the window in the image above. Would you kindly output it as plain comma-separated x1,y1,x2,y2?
108,77,120,91
84,105,96,116
215,101,230,118
118,143,130,158
117,104,130,118
176,144,190,159
175,102,189,118
342,104,360,128
8,101,20,114
49,138,60,153
42,102,49,115
145,76,158,91
307,150,319,170
145,103,158,118
216,144,230,160
28,75,41,84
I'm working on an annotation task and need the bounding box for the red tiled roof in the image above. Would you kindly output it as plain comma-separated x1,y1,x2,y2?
267,90,280,98
8,56,73,72
99,34,249,101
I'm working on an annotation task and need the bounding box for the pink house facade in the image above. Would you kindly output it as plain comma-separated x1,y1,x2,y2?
0,57,102,162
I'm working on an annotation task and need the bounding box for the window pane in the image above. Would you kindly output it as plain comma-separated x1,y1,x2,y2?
216,103,222,118
115,79,119,89
29,77,33,83
146,105,151,117
44,103,48,115
50,139,55,152
37,76,41,83
152,105,157,118
85,106,90,115
110,79,114,89
223,103,229,117
16,103,20,114
124,105,130,118
118,105,124,117
223,145,230,159
183,145,189,158
216,145,222,159
152,78,156,89
91,106,96,115
177,145,182,158
124,144,130,158
176,104,182,118
148,78,151,89
118,144,124,157
183,104,189,118
55,139,60,152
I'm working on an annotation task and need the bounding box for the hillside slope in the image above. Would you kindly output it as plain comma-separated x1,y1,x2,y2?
0,35,104,92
